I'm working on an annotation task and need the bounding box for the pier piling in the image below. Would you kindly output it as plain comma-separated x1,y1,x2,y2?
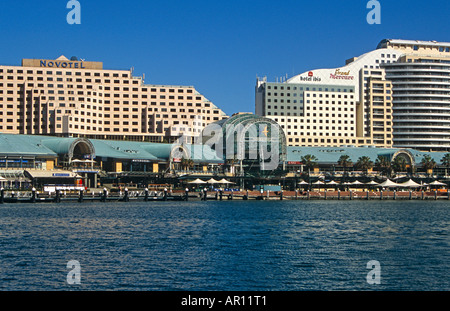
31,188,36,203
78,190,84,203
55,190,61,203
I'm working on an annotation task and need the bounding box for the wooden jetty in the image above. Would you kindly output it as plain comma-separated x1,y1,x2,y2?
0,188,449,204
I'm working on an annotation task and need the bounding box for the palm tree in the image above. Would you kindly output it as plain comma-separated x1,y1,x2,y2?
338,155,353,170
301,154,318,171
355,156,374,176
181,157,194,171
301,154,318,190
392,156,407,174
421,155,436,176
441,153,450,176
375,155,392,178
338,155,353,184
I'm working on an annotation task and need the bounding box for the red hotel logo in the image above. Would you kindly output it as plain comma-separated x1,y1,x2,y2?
308,71,313,77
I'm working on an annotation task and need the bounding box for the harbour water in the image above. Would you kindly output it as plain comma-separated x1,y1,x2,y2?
0,200,448,291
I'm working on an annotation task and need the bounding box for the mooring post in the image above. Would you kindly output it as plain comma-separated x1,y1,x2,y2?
324,190,327,200
78,189,84,203
422,190,424,200
0,188,4,204
124,188,129,202
295,189,298,200
380,190,383,200
366,190,369,200
409,190,412,200
266,190,269,200
219,188,223,201
102,188,107,202
145,188,149,202
307,190,310,200
164,188,168,201
31,187,36,203
185,188,189,201
349,190,352,200
280,190,283,200
243,189,248,200
55,189,61,203
337,189,340,200
435,190,437,200
393,190,396,200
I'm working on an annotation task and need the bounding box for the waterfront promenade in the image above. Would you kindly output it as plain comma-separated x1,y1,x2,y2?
0,188,449,203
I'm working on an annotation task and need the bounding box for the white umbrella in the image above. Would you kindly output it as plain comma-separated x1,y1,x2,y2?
366,180,379,185
206,178,220,184
217,178,234,184
187,178,206,184
398,179,421,188
313,180,324,185
429,180,446,186
297,180,308,185
350,180,363,185
377,179,401,188
326,180,338,185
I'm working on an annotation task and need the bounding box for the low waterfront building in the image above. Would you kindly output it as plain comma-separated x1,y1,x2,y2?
0,131,448,190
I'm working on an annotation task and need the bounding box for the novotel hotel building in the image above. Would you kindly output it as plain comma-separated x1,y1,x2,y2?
0,56,227,143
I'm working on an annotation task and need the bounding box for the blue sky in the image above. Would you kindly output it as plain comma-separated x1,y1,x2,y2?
0,0,449,115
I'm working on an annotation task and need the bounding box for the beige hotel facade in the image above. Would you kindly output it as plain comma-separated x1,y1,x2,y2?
256,46,395,148
256,39,450,151
0,56,228,143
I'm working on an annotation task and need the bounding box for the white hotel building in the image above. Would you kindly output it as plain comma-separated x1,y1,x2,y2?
256,39,450,151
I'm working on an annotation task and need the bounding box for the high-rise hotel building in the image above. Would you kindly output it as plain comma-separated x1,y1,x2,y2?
0,56,227,143
256,46,396,148
256,39,450,151
378,39,450,152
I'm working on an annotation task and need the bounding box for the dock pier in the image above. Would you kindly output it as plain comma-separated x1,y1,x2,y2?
0,189,449,204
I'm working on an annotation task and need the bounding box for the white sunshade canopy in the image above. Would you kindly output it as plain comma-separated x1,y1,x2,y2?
366,180,379,185
206,178,220,183
398,179,422,188
187,178,207,184
217,178,234,184
377,179,401,188
428,180,447,186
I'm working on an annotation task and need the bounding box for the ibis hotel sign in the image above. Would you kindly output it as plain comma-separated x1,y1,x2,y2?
22,58,103,70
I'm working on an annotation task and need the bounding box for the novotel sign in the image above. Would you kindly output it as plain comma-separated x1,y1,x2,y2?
21,58,103,70
40,60,85,69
